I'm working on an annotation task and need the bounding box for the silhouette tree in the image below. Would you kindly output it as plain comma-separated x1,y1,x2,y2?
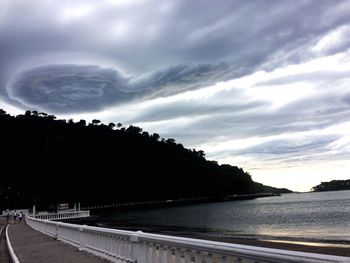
166,138,176,144
126,125,142,134
152,133,160,141
47,115,56,120
92,119,101,125
78,120,87,126
312,180,350,192
197,150,205,158
108,122,116,129
142,131,149,137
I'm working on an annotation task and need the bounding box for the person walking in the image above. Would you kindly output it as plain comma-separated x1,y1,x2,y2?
13,211,17,223
6,212,10,224
19,211,23,223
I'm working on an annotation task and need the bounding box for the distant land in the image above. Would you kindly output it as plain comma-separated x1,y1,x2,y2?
0,109,291,211
312,179,350,192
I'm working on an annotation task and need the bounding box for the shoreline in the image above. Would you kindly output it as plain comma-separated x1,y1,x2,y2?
83,192,287,211
176,234,350,257
67,218,350,257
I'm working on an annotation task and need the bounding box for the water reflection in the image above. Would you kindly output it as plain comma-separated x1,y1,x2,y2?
94,190,350,244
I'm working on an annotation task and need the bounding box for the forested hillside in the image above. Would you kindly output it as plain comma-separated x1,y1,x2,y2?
0,109,286,210
312,179,350,192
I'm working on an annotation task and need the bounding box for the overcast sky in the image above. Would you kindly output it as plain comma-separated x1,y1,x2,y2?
1,0,350,191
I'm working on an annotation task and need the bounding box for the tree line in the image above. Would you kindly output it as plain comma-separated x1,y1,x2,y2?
0,109,289,211
312,179,350,192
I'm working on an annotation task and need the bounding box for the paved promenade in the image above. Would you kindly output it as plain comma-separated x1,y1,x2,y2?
0,217,11,263
8,221,108,263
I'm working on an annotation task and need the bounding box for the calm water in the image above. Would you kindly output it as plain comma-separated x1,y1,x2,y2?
89,191,350,245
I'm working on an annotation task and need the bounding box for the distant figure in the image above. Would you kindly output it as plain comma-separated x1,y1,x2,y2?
6,212,10,224
19,211,23,223
13,211,17,223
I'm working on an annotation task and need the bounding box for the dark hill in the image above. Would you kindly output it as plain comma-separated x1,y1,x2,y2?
312,179,350,192
0,109,289,211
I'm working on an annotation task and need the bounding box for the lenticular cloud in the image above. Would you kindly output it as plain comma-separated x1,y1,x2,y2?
7,62,232,113
8,64,130,112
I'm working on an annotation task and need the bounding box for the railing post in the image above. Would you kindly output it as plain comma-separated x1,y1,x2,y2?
79,225,86,251
130,231,146,263
55,222,61,240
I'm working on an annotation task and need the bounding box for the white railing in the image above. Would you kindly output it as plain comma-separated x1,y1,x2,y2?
6,224,20,263
25,213,349,263
32,210,90,221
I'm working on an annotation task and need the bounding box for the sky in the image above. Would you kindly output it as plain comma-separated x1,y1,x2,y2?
1,0,350,192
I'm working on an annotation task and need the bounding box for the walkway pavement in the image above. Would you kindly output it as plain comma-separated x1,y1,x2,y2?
8,221,108,263
0,217,11,263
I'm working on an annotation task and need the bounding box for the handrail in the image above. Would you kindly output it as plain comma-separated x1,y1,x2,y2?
6,224,20,263
31,210,90,221
25,212,350,263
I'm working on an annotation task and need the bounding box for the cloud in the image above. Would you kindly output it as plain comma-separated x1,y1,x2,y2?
234,135,340,156
7,62,235,112
8,65,129,112
255,71,350,87
130,99,265,124
131,63,232,95
2,0,350,113
2,0,350,191
123,52,350,144
343,93,350,105
86,50,350,182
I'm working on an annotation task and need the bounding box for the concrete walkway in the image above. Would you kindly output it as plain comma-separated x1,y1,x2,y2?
8,222,108,263
0,217,11,263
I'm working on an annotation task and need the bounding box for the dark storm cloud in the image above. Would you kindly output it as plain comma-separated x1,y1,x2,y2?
2,0,350,112
9,63,233,112
10,65,129,112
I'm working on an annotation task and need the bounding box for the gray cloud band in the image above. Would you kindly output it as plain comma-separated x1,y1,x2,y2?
8,63,232,113
2,0,350,113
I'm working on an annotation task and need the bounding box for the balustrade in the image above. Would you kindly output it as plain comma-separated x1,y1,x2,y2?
25,211,348,263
